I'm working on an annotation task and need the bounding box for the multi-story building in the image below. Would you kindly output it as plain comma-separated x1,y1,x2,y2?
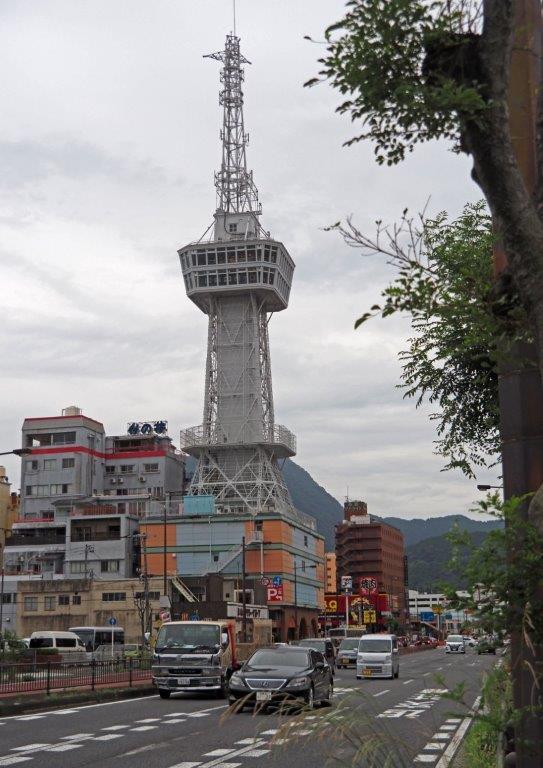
325,552,336,593
4,408,185,583
0,465,18,559
408,589,473,633
16,576,165,642
335,500,406,621
140,497,325,641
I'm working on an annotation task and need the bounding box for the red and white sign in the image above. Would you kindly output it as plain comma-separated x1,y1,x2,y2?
159,609,171,622
267,585,284,602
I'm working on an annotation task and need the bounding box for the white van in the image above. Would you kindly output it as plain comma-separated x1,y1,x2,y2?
356,633,400,680
29,631,87,660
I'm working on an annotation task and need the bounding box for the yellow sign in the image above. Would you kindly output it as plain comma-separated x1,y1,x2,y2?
431,604,444,614
363,610,377,624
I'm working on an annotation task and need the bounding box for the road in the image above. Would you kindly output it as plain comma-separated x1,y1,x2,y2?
0,648,496,768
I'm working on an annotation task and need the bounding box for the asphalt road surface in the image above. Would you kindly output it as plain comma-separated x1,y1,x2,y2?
0,648,497,768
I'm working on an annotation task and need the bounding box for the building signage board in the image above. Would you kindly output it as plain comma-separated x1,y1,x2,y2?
420,611,435,622
227,602,269,619
267,586,283,603
340,575,352,593
127,420,168,436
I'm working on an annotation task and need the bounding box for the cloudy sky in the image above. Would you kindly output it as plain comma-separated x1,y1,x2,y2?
0,0,500,520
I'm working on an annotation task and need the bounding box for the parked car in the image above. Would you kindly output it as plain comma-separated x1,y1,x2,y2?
477,637,497,655
445,634,466,654
296,638,336,672
463,636,477,647
336,637,360,668
228,646,333,711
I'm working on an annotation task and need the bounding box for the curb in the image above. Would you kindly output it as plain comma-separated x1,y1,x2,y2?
0,685,156,717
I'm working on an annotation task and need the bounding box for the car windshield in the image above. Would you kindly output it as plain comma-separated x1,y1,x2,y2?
298,640,325,652
447,636,464,643
339,639,359,651
359,639,392,653
247,650,309,668
156,624,220,652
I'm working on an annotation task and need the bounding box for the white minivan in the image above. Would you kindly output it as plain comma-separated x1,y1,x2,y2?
356,634,400,680
29,631,87,660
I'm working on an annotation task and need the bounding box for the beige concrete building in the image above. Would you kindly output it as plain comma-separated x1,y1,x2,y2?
16,577,164,643
325,552,337,593
0,466,18,561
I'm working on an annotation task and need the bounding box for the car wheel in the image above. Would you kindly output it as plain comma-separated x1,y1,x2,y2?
159,689,171,699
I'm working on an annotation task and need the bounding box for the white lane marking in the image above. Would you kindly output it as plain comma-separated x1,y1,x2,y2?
445,719,462,724
186,712,210,718
414,756,437,763
164,718,186,724
440,725,457,731
423,743,445,750
102,725,130,731
0,758,33,766
136,718,160,723
206,764,240,768
180,740,268,768
204,750,234,757
46,744,83,752
433,733,452,741
131,725,158,731
11,745,50,751
235,738,260,745
52,709,78,714
94,734,124,741
372,689,390,697
14,716,44,721
403,679,414,685
435,696,482,768
260,730,278,735
242,750,269,757
60,734,94,740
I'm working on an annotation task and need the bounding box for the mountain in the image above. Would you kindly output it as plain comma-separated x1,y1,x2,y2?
184,456,342,548
406,531,490,591
379,515,503,548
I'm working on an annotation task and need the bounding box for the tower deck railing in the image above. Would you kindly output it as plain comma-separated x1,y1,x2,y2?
180,422,296,455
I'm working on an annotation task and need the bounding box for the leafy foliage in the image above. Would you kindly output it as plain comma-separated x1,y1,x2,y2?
332,201,530,476
306,0,487,164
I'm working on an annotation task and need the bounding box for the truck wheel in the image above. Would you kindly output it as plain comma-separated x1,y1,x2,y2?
159,689,171,699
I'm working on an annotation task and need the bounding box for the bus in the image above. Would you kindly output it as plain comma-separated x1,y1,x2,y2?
69,626,125,659
326,627,364,648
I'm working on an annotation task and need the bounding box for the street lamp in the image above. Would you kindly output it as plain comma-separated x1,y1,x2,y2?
293,561,319,641
0,449,31,457
476,484,503,491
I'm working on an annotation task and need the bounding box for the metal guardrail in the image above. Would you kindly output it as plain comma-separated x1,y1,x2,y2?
0,658,152,696
180,423,296,454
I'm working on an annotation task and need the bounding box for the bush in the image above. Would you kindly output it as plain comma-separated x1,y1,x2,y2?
464,719,497,768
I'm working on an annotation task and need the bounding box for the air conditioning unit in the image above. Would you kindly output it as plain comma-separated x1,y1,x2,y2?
110,478,117,485
118,477,124,484
139,476,146,483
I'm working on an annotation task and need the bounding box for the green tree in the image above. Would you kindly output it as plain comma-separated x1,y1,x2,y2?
308,1,543,760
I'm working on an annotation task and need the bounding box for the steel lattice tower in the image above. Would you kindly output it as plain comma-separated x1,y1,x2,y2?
179,34,297,518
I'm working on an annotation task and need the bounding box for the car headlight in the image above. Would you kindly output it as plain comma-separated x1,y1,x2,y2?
289,676,310,688
385,654,392,662
229,672,246,688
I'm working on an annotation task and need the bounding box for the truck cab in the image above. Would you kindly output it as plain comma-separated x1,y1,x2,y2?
152,620,236,699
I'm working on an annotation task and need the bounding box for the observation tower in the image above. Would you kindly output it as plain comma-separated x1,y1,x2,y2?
179,34,296,518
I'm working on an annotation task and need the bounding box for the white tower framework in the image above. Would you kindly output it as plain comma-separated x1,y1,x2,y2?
179,33,297,518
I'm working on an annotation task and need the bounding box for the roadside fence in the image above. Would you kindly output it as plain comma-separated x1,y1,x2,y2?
0,657,152,696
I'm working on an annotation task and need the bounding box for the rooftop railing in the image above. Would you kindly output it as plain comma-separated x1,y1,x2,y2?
180,422,296,455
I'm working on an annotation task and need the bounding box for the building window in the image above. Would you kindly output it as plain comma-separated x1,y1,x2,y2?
44,596,56,611
62,458,75,469
43,459,56,470
28,485,50,497
26,459,38,471
135,591,160,601
143,463,159,472
58,595,70,606
101,560,120,573
304,535,308,547
24,596,38,611
120,465,134,474
72,595,81,605
228,223,237,233
52,431,76,445
105,466,115,474
50,484,63,495
1,593,13,604
70,561,86,574
62,484,71,494
102,592,126,602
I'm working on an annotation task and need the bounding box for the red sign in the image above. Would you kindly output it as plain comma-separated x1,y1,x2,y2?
267,586,283,602
359,576,379,596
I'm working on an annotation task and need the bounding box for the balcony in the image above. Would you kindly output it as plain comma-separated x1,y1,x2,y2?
180,423,296,458
4,533,66,547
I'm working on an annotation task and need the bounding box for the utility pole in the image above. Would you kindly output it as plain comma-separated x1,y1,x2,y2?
241,536,247,643
293,560,298,641
163,494,169,599
495,4,543,763
0,564,4,656
83,544,94,581
141,533,151,637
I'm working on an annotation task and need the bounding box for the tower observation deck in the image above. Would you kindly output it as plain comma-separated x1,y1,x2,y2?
179,33,297,518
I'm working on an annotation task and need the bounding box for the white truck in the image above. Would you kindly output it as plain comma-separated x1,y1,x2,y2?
152,620,237,699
